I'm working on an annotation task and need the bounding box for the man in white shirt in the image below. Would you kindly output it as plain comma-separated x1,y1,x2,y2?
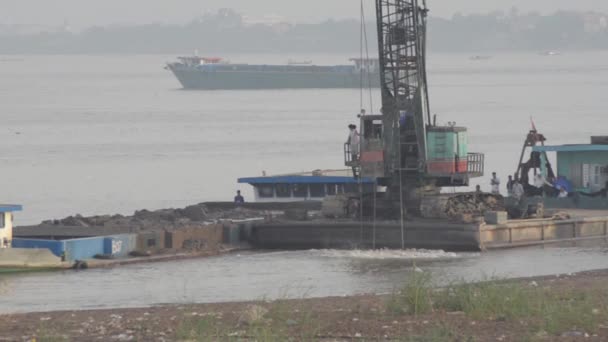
491,172,501,194
534,174,546,188
532,174,545,196
346,124,360,178
512,180,525,202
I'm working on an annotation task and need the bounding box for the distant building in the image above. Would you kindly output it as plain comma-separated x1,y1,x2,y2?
508,16,537,33
0,205,23,248
584,13,608,33
242,14,288,27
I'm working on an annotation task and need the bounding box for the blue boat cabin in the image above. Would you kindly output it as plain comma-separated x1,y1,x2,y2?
238,170,374,202
533,136,608,208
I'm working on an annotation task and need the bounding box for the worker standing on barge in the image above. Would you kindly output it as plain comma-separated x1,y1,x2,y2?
347,124,360,178
506,175,514,196
512,180,525,202
491,172,501,194
234,190,245,205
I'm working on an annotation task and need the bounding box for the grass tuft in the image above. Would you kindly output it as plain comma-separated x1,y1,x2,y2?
434,281,534,320
175,317,220,341
434,282,607,334
406,324,477,342
386,267,434,316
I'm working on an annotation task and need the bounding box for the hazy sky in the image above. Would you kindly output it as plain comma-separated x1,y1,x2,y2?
3,0,608,30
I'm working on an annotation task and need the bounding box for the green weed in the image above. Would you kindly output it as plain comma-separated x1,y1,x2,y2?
387,267,434,316
539,290,603,335
175,317,221,341
434,281,535,320
406,324,473,342
381,266,608,338
36,336,69,342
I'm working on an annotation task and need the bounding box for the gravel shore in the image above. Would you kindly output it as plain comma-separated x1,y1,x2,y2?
2,269,608,341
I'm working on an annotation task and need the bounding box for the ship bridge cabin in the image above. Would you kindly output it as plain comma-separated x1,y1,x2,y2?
177,56,223,67
238,170,374,202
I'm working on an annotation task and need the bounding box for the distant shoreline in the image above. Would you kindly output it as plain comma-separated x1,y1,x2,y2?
2,9,607,55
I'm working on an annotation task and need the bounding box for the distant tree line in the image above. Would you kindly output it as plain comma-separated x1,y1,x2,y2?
1,8,607,54
429,9,608,51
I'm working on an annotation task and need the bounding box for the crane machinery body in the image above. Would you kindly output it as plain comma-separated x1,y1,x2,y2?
345,0,487,219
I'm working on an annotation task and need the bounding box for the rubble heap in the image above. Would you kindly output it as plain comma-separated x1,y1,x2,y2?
445,193,505,220
41,203,264,232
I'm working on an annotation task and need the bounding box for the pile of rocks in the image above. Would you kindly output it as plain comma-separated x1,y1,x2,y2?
445,193,505,220
42,203,263,232
420,193,505,221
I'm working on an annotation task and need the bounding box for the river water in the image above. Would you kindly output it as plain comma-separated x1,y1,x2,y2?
2,52,608,224
2,244,608,314
1,52,608,313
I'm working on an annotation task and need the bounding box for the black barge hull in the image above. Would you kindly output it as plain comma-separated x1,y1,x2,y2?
249,220,481,251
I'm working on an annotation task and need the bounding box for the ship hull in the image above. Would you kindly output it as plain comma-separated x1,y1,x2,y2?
167,65,380,90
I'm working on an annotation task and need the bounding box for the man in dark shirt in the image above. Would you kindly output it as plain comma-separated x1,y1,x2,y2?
506,175,514,196
234,190,245,205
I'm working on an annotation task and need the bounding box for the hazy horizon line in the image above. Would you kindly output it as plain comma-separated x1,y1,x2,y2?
1,6,606,34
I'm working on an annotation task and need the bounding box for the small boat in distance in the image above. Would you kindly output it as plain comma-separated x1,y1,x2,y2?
470,55,492,61
287,59,313,65
166,56,381,90
539,51,561,56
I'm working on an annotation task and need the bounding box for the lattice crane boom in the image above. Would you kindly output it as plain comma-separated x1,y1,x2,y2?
375,0,431,180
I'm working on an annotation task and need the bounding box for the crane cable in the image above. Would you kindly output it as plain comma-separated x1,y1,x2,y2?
357,0,364,245
360,0,374,115
398,3,408,250
399,162,405,250
358,0,377,248
359,0,364,113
